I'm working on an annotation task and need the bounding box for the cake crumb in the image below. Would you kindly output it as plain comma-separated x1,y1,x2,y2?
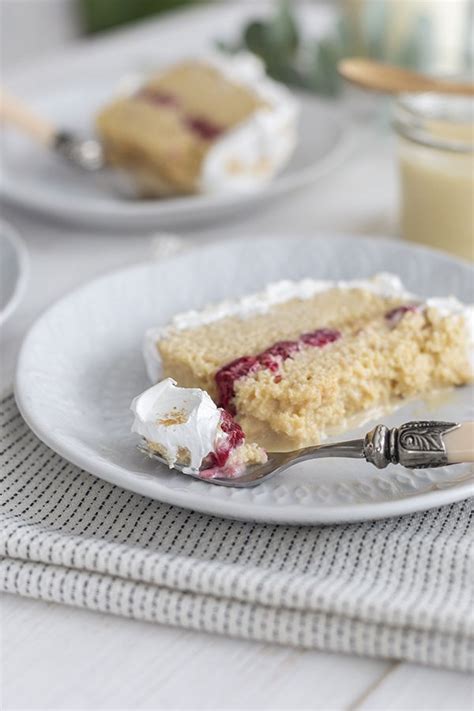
158,409,188,426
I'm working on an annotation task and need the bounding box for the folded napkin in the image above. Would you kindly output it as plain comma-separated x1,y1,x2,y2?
1,392,472,672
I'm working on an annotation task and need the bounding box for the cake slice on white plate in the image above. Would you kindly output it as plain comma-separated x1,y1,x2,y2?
96,53,298,197
142,273,473,453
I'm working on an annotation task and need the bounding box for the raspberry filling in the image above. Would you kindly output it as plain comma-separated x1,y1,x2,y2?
136,89,224,141
385,304,419,326
137,89,179,107
185,116,224,141
206,410,245,468
215,356,260,411
215,328,341,411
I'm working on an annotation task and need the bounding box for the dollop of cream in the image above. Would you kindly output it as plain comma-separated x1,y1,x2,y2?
199,52,299,193
131,378,221,473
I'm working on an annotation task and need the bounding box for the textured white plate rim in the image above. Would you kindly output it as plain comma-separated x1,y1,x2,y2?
14,233,474,524
0,220,29,326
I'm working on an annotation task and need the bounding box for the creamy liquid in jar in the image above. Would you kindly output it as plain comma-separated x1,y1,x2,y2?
394,94,474,261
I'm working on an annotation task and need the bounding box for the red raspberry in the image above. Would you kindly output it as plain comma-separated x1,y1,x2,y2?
259,340,300,372
206,410,245,468
300,328,341,347
215,356,259,411
137,89,179,107
185,117,223,141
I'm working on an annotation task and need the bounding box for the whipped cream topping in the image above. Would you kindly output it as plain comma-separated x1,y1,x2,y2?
131,378,221,473
199,53,299,193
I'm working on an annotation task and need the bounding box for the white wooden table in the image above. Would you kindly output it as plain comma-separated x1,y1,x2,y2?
1,4,473,709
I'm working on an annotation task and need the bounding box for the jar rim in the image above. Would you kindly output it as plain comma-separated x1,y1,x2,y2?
393,92,474,153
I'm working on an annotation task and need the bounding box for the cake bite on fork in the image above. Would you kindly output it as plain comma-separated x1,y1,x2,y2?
131,379,267,480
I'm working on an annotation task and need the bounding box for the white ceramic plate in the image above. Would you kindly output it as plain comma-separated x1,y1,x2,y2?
0,74,350,230
0,221,28,326
15,234,474,524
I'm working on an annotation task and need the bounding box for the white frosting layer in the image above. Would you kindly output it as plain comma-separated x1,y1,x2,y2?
167,273,411,332
144,272,474,382
199,53,299,193
131,378,221,473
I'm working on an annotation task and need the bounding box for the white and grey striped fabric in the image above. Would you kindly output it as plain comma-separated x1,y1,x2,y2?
1,392,473,672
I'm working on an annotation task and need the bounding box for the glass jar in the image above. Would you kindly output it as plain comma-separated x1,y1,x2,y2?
394,93,474,261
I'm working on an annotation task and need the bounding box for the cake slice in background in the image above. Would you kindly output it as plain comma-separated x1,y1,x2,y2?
96,53,299,197
144,274,473,451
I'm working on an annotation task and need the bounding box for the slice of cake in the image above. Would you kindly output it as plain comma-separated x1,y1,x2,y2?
96,53,298,197
144,274,473,451
131,378,267,478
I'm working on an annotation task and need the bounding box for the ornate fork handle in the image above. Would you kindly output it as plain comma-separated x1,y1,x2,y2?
297,421,464,470
363,420,460,469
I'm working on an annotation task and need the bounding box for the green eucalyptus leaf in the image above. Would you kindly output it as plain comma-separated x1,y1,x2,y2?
218,0,348,97
80,0,199,34
362,0,388,60
266,0,300,56
214,38,242,55
309,38,342,96
244,21,269,58
335,15,356,58
267,62,306,88
396,15,433,70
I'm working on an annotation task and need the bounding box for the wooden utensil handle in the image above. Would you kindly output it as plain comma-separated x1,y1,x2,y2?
338,58,474,96
0,87,56,146
444,422,474,463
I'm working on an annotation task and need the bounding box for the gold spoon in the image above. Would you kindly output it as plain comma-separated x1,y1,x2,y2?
338,58,474,96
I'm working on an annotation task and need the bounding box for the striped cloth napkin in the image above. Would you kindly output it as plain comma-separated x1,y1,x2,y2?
1,391,473,672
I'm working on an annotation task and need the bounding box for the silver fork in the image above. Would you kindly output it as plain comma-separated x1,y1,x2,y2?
1,87,104,169
138,420,470,488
